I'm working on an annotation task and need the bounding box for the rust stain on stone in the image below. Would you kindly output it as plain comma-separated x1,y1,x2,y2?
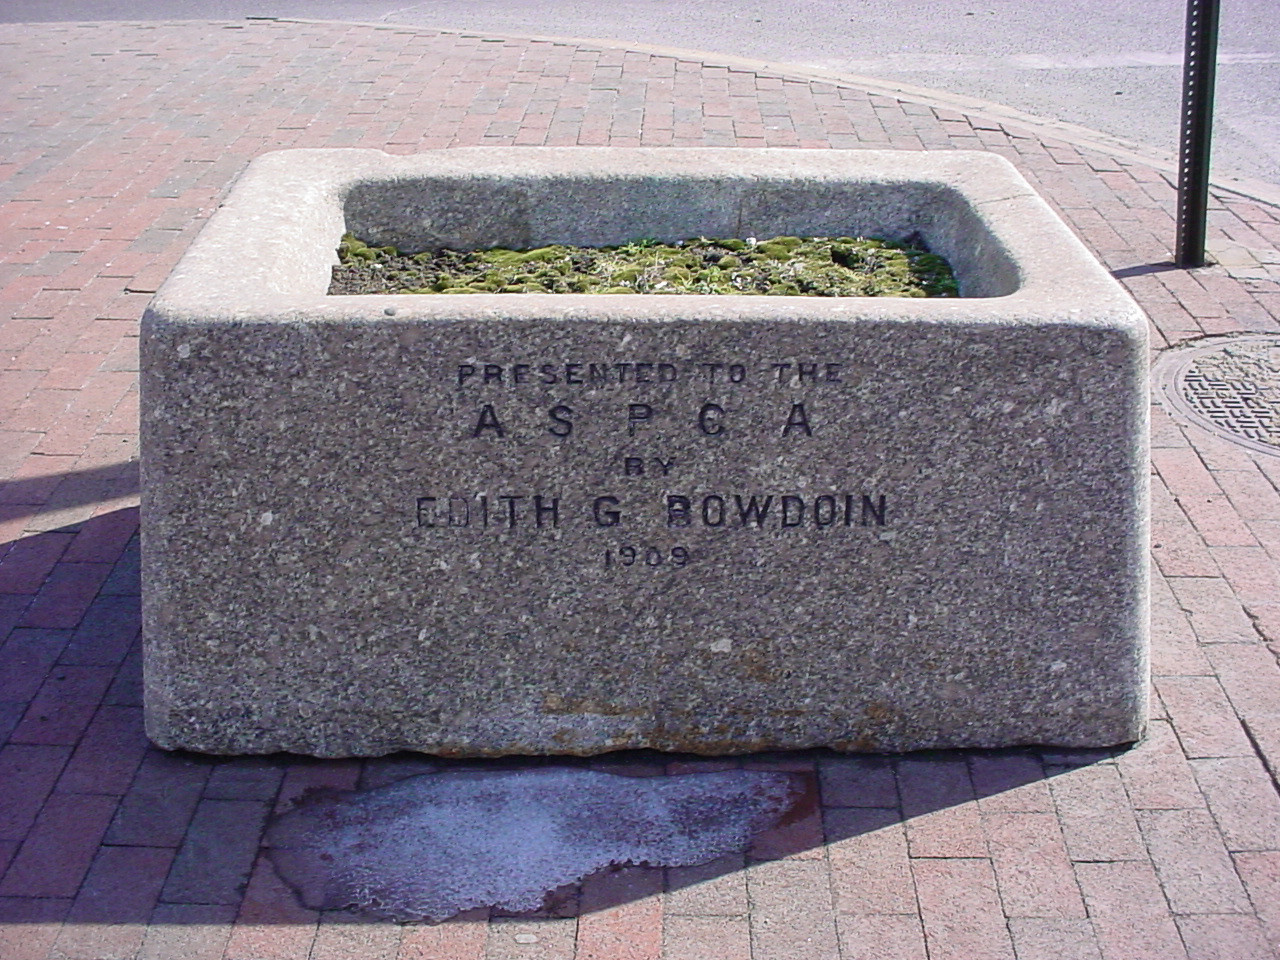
542,693,645,717
864,700,894,722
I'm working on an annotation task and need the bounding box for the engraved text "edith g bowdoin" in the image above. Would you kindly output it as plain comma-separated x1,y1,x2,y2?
415,493,888,530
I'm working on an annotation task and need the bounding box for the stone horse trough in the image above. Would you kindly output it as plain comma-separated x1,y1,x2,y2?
140,148,1149,757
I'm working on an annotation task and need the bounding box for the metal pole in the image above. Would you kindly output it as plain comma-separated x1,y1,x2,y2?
1175,0,1221,268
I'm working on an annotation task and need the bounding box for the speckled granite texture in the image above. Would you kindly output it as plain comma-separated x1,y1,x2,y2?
140,148,1149,757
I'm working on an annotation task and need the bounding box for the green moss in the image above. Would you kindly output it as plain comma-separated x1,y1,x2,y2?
485,245,567,266
330,233,959,298
757,242,794,260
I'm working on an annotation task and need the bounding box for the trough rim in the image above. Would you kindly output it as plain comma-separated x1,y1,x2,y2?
148,146,1146,337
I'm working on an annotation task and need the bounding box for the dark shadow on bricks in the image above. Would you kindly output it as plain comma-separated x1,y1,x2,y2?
0,461,139,527
1111,261,1182,279
0,505,1128,928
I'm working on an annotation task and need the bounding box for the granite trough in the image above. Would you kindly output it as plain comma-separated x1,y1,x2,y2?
140,147,1149,757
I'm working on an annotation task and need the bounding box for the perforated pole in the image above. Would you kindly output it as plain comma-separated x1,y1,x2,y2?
1175,0,1221,268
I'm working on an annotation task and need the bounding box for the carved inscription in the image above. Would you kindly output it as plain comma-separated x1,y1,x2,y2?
602,545,691,569
459,358,848,440
456,361,845,386
415,492,887,530
667,494,887,528
468,400,819,439
416,357,895,572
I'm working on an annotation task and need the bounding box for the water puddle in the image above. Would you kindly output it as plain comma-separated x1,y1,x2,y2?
265,767,803,922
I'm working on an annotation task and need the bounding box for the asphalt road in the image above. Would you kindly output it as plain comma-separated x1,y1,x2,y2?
4,0,1278,190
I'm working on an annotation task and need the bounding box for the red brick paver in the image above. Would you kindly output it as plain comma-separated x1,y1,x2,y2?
1,16,1279,960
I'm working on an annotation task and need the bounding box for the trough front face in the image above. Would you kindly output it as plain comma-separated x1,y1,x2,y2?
140,148,1150,757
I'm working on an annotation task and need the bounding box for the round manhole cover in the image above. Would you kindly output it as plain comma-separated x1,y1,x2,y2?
1154,335,1280,456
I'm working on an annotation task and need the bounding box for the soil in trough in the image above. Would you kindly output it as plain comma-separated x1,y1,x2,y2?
330,234,959,298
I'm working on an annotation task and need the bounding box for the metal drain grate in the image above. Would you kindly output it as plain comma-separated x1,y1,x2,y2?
1154,336,1280,456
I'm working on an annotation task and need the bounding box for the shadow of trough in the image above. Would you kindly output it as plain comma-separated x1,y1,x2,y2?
0,460,139,525
0,492,1124,931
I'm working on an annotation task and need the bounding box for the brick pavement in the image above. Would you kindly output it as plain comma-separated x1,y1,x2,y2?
1,17,1279,960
